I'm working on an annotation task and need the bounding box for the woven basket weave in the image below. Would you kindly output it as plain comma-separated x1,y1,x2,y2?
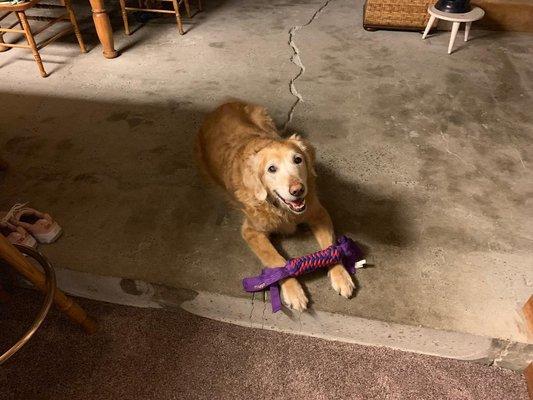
364,0,435,30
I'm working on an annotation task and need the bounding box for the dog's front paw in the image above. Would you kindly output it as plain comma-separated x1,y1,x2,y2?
280,278,308,312
329,264,355,298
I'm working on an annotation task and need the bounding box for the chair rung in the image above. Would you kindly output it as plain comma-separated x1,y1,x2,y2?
124,6,175,13
34,3,65,9
0,27,24,33
7,20,20,29
31,14,69,36
26,15,68,21
37,25,72,49
0,42,30,48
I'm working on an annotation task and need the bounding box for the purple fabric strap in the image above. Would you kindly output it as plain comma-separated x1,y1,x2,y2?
242,236,364,312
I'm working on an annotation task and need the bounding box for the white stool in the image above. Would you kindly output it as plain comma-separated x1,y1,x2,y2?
422,6,485,54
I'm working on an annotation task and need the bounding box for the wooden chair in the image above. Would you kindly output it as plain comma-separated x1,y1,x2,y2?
0,0,86,77
0,235,97,364
118,0,202,35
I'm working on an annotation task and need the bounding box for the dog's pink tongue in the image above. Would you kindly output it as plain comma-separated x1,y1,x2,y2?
291,199,304,207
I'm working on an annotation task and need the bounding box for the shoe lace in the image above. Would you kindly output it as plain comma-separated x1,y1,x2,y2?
1,202,29,223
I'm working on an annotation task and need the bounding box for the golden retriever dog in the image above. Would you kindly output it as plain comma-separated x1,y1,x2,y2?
196,101,354,311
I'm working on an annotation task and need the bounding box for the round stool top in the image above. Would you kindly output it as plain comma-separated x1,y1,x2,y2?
428,5,484,22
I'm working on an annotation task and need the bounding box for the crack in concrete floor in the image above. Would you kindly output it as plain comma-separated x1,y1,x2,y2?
284,0,333,131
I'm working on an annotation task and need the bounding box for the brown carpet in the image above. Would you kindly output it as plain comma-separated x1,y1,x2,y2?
0,291,528,400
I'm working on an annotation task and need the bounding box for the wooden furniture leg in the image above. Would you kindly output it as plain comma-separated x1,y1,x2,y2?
448,21,460,54
65,0,87,53
422,14,436,39
89,0,118,58
464,21,471,42
526,363,533,400
171,0,184,34
118,0,130,35
525,295,533,332
523,296,533,400
16,11,47,77
183,0,191,18
0,235,97,334
0,24,10,52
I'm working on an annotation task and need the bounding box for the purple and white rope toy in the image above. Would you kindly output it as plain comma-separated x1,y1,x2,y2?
242,236,366,312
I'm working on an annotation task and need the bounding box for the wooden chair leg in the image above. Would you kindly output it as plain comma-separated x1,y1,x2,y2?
171,0,184,34
525,363,533,400
16,12,47,78
64,0,87,53
0,23,11,52
197,0,202,12
0,235,97,334
183,0,191,18
118,0,130,35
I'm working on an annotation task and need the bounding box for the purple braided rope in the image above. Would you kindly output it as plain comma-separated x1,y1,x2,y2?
286,247,342,276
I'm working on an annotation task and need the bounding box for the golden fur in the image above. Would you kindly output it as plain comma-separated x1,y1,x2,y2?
196,101,354,311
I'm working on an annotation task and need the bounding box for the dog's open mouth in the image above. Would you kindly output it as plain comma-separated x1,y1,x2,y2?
274,191,306,214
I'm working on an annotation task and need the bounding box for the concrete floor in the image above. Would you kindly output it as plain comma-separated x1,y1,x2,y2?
0,0,532,357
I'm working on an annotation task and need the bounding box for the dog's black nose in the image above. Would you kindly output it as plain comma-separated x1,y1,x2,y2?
289,183,305,197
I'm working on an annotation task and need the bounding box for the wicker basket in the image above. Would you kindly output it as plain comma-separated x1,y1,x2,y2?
363,0,435,31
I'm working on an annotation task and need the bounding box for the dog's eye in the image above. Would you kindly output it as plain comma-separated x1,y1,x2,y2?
268,165,277,173
293,155,303,164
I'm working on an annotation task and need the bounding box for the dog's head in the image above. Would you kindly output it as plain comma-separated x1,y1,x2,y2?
243,135,316,214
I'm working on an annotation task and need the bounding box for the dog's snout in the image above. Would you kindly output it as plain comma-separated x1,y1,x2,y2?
289,182,305,197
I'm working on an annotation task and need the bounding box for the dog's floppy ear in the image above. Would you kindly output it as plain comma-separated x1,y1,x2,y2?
242,153,268,202
288,134,316,176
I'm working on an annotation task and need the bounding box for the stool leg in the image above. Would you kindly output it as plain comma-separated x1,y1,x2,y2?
118,0,130,35
448,21,460,54
171,0,184,34
64,0,87,53
422,15,436,39
16,11,47,77
464,21,471,42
